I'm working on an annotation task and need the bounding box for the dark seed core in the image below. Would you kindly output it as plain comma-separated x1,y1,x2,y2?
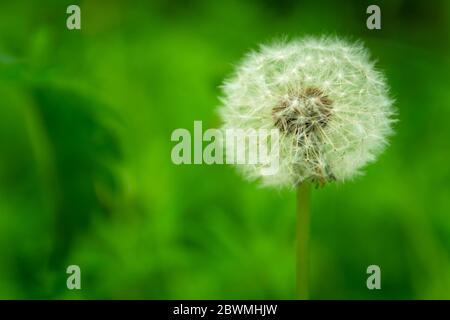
272,87,333,137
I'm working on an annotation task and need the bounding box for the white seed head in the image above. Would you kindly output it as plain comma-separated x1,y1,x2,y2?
219,37,395,188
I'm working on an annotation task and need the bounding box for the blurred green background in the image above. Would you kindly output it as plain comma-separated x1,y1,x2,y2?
0,0,449,299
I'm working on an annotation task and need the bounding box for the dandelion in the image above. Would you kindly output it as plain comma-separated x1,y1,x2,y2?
218,36,395,299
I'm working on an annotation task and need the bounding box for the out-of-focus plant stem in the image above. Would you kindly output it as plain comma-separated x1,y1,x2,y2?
297,182,310,299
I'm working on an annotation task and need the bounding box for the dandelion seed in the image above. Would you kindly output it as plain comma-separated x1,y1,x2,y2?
218,36,395,300
220,37,394,299
219,36,395,188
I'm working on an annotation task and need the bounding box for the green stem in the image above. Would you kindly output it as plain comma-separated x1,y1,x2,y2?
297,182,310,299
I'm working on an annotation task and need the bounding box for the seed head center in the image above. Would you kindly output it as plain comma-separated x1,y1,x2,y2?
272,87,333,136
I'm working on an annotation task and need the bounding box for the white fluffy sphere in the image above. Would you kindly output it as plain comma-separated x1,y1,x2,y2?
219,37,395,188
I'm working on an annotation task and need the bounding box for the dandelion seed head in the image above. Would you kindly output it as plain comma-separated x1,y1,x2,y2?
219,36,395,188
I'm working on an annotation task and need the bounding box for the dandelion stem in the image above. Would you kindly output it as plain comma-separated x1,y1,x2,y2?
297,182,310,299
